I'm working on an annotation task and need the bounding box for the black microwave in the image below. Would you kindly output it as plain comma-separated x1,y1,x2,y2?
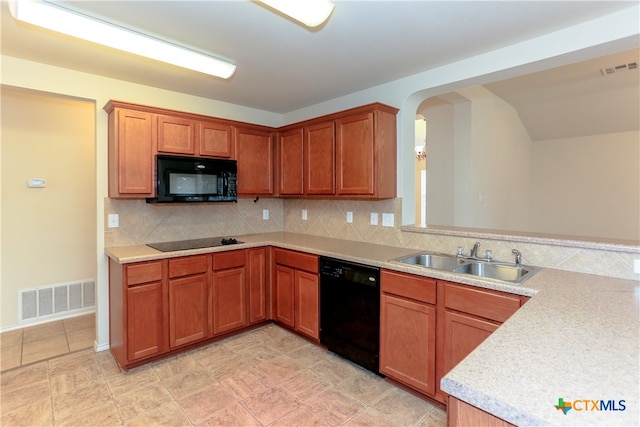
147,155,238,203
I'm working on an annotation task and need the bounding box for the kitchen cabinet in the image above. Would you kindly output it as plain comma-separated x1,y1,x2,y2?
105,102,155,198
380,269,437,396
234,126,274,195
440,281,524,397
168,255,209,348
212,250,248,335
273,248,319,340
336,105,397,198
156,114,196,155
109,259,167,366
448,397,514,427
198,119,233,158
248,247,268,324
277,121,336,196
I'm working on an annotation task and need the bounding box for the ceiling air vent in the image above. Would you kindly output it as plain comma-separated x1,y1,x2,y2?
600,62,638,76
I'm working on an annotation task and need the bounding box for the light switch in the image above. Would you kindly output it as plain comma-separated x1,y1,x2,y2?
634,259,640,274
263,209,269,220
302,209,308,220
382,213,394,227
346,211,353,223
370,213,378,226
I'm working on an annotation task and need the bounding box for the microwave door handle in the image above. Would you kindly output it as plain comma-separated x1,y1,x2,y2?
223,172,228,196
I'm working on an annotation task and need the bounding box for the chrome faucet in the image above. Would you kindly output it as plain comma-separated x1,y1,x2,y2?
512,249,522,267
470,242,481,258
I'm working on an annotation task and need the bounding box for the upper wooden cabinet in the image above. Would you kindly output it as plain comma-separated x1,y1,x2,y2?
336,106,397,198
105,103,155,198
198,120,233,158
234,125,274,195
277,128,304,195
156,114,196,155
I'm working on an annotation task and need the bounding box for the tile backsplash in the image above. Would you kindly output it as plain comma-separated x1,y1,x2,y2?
105,197,639,281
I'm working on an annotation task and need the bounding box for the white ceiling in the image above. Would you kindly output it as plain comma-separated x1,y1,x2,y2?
1,1,637,115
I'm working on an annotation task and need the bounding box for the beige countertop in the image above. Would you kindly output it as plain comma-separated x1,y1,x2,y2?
106,232,639,426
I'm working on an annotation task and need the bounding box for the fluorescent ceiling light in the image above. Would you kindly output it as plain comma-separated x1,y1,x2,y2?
8,0,236,79
258,0,334,28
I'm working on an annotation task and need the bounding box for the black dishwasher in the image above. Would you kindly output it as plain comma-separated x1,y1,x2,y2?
320,257,381,374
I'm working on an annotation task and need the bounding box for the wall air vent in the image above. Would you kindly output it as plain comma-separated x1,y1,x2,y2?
18,279,95,324
600,62,638,76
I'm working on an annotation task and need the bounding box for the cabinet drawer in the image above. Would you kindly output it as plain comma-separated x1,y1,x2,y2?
274,248,318,273
126,261,163,286
169,255,208,278
381,270,436,305
444,283,521,323
212,250,246,271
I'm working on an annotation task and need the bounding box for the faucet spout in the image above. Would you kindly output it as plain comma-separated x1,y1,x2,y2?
512,249,522,267
470,242,481,258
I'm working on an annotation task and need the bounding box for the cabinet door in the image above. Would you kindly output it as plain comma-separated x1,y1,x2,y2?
212,267,248,335
443,311,499,375
295,270,319,339
305,121,335,195
336,112,374,195
248,248,267,324
109,108,154,197
157,115,196,155
274,265,295,328
127,282,164,361
198,120,233,158
169,274,209,348
380,293,436,395
278,128,304,195
234,126,274,195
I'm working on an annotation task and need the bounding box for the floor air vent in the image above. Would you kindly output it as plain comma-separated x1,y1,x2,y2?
19,279,95,323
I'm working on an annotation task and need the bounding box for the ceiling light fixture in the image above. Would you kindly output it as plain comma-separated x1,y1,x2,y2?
8,0,236,79
258,0,334,28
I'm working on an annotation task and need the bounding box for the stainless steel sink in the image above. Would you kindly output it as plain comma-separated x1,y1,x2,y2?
390,251,536,284
392,252,465,271
453,262,533,284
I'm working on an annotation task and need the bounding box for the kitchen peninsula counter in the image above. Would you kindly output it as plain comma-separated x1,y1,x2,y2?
106,232,639,426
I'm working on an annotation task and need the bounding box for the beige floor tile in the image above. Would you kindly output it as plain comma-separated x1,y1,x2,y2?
0,380,50,414
113,381,174,420
271,405,331,426
97,349,122,377
0,360,48,395
52,381,112,420
0,329,23,348
279,369,333,402
178,382,237,425
0,394,53,427
370,387,436,426
48,348,97,377
304,388,366,426
67,327,95,351
342,407,396,427
106,365,160,396
287,343,332,366
152,353,202,381
309,354,364,385
0,357,21,372
241,385,300,425
21,334,69,364
218,365,274,400
219,328,267,353
50,363,105,397
125,401,191,427
55,400,122,427
162,369,217,401
196,401,261,427
335,371,392,405
22,321,65,343
416,408,447,427
0,344,22,364
253,354,306,383
62,313,95,333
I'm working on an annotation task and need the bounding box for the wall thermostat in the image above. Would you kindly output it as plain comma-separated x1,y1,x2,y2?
27,178,47,188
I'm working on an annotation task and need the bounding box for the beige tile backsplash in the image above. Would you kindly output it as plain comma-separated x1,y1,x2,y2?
105,197,639,281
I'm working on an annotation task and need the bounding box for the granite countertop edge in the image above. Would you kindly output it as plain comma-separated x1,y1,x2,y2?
105,231,640,426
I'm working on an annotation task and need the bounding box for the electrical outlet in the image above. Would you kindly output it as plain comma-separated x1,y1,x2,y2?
634,259,640,274
346,211,353,223
302,209,308,220
108,213,119,228
382,213,395,227
370,213,378,226
262,209,269,220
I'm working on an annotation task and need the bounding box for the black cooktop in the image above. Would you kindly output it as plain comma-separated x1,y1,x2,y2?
147,237,242,252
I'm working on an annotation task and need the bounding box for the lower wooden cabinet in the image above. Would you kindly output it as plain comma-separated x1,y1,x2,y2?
212,250,248,335
448,397,515,427
248,248,268,324
126,281,165,361
442,311,498,375
273,248,319,340
380,270,437,396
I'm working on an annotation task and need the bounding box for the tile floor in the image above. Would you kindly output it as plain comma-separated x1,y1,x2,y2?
0,313,96,371
0,323,446,426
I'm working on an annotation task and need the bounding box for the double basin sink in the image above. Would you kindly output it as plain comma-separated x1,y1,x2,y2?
391,252,535,284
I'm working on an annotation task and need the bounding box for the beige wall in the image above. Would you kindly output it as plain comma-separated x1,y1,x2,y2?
1,87,96,327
